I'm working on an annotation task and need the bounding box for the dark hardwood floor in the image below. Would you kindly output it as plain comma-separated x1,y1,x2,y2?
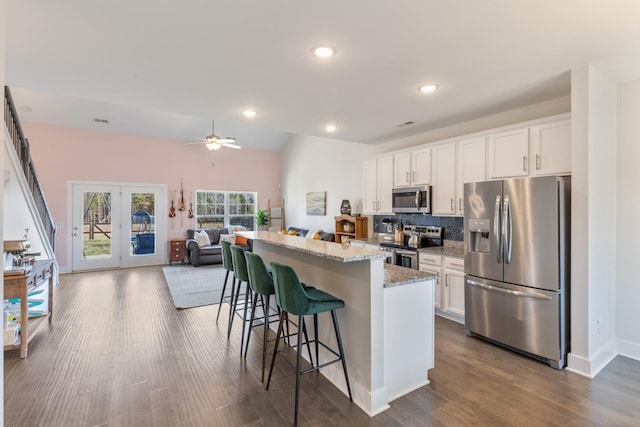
4,266,640,426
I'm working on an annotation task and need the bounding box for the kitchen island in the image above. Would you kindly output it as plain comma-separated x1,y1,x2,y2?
252,231,435,416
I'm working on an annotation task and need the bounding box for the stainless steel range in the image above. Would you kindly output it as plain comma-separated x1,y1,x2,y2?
380,225,443,269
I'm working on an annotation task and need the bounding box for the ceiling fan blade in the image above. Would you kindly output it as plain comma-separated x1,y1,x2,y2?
224,143,242,149
219,137,236,143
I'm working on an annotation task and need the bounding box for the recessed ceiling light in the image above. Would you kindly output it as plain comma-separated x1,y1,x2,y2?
313,46,335,58
419,84,438,94
243,110,257,118
325,124,337,132
21,106,32,113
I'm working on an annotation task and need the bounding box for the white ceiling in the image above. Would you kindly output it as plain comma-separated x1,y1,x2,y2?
6,1,640,151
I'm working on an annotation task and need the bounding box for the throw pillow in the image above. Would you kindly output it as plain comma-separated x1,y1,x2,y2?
220,234,237,245
235,235,249,246
313,233,321,240
287,230,298,236
194,229,211,247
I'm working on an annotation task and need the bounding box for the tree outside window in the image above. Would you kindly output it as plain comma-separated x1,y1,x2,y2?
195,190,257,229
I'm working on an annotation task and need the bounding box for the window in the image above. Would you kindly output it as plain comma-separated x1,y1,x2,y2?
195,190,257,229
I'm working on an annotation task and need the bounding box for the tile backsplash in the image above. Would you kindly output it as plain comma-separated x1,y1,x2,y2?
373,214,464,241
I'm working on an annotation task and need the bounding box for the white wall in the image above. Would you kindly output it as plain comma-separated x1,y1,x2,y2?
567,66,618,377
281,134,375,232
616,78,640,359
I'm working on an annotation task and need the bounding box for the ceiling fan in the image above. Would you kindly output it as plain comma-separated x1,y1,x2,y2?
191,120,241,150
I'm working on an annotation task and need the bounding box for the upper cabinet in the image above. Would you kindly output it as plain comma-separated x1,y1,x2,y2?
487,128,530,179
431,143,457,216
394,148,431,187
363,154,394,214
432,136,487,217
530,119,571,177
487,116,571,180
456,136,487,216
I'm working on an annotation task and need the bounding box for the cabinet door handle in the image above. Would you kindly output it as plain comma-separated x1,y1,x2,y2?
445,273,449,287
406,172,410,183
523,155,528,172
536,154,540,171
450,198,454,211
413,171,416,182
459,198,463,212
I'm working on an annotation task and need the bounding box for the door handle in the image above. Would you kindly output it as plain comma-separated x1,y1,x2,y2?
523,155,528,172
494,195,502,263
450,198,454,211
536,154,541,171
502,195,512,264
459,198,462,212
466,279,551,300
406,172,410,183
413,171,416,182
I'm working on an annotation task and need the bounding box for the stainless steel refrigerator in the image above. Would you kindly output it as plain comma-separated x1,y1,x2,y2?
464,176,570,369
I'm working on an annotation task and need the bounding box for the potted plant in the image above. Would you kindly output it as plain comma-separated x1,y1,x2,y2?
256,209,270,230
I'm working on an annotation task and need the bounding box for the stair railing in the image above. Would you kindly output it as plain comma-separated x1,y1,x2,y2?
4,86,57,250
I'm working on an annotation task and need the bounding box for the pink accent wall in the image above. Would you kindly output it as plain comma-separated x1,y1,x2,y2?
23,122,283,270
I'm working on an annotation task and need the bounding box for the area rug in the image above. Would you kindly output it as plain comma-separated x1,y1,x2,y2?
162,264,229,309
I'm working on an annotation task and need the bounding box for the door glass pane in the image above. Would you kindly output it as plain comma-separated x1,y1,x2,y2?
82,191,112,259
130,192,156,256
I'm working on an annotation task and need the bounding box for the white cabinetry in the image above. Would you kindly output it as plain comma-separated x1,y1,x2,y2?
487,127,530,179
456,136,486,216
419,253,465,322
432,136,486,217
364,154,394,214
442,257,465,319
419,253,442,309
431,143,457,216
394,148,430,187
530,119,571,176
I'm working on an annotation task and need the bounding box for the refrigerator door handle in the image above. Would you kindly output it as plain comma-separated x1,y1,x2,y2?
494,195,502,263
466,279,552,300
503,195,512,264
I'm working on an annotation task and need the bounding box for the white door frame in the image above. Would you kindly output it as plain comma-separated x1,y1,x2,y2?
68,181,167,272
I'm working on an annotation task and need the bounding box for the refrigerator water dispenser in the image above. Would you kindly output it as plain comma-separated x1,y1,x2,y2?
468,219,490,253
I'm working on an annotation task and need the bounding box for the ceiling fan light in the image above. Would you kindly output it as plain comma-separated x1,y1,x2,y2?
206,142,221,151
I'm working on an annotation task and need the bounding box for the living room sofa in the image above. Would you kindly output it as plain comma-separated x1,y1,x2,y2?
286,227,336,242
185,227,251,266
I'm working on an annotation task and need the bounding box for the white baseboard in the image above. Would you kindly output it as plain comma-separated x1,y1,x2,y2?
617,338,640,362
566,338,617,378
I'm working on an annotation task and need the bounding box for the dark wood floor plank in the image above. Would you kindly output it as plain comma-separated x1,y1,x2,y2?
5,265,640,426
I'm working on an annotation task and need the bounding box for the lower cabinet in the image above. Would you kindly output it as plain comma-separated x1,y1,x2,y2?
442,257,465,319
419,253,465,323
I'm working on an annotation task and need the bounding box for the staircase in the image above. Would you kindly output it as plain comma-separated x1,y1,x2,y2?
4,86,57,260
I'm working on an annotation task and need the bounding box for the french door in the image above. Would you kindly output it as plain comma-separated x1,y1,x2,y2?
71,183,166,271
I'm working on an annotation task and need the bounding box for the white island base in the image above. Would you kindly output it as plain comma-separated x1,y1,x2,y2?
252,232,434,416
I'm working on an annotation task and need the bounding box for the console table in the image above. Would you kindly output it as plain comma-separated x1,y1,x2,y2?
3,259,54,358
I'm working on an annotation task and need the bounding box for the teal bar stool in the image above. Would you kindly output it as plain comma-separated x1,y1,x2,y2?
266,261,353,427
218,240,236,331
229,244,253,354
244,251,282,382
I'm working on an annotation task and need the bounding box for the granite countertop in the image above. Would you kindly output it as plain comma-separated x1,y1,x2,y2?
254,231,388,262
419,243,464,259
353,234,466,259
384,264,436,288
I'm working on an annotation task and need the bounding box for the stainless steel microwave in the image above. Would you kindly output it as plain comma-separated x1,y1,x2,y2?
392,186,431,213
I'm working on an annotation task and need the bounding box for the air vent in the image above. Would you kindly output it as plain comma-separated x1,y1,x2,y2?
397,121,414,127
93,118,109,124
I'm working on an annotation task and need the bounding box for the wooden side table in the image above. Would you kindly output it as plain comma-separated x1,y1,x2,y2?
4,259,54,358
168,239,186,265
